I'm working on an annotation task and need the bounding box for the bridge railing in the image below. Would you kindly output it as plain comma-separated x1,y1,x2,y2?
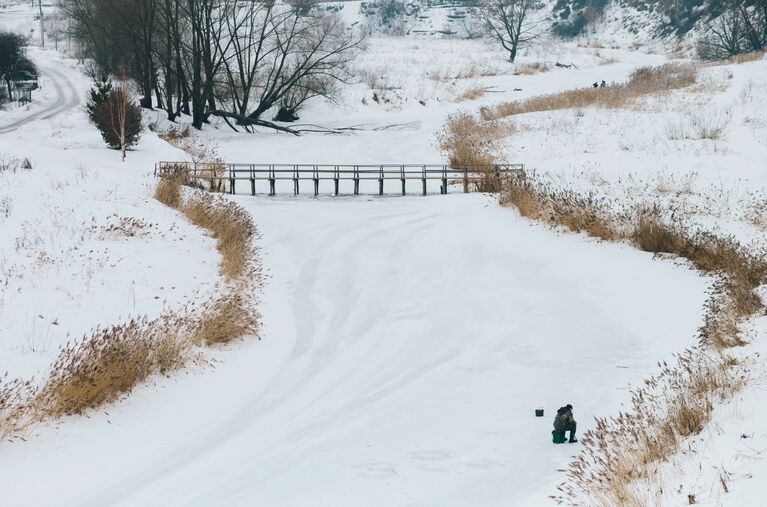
154,162,525,196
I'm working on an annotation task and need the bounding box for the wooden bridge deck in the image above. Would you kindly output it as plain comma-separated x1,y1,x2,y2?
154,162,525,197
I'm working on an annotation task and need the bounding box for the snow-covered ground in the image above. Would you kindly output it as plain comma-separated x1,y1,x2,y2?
2,1,767,504
0,192,709,506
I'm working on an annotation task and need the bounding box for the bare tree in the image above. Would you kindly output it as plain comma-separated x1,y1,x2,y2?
697,0,766,59
211,3,364,132
478,0,541,62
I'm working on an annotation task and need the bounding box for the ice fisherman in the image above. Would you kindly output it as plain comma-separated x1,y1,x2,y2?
552,404,577,444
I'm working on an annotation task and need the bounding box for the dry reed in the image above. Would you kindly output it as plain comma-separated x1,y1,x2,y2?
437,111,513,192
481,64,697,120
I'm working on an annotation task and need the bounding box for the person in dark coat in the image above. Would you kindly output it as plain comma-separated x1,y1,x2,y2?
552,404,577,444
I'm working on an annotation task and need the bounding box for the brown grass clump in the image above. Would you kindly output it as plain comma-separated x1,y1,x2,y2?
34,316,192,418
437,111,513,192
500,173,619,241
481,63,697,120
514,62,550,75
154,173,183,208
631,206,686,254
455,87,486,102
0,379,36,439
193,292,260,346
730,51,765,64
159,125,192,143
182,192,255,280
438,111,506,167
598,57,618,66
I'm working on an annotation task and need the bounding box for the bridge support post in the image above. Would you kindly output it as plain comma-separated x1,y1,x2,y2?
463,168,468,193
314,178,319,197
379,166,384,196
353,166,359,195
250,178,256,196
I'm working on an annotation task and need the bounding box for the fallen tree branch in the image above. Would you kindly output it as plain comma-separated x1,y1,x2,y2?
209,111,301,135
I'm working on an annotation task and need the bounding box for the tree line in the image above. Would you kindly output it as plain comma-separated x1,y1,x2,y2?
62,0,364,132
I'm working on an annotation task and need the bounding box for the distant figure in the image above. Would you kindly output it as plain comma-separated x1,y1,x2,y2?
600,80,606,88
592,82,598,88
552,404,577,444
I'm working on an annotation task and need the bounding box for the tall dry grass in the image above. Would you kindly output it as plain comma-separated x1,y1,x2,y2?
481,64,697,120
154,173,183,208
34,315,193,418
498,172,765,505
182,192,255,280
437,111,513,192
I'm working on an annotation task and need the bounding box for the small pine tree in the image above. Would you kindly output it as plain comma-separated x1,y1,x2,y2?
87,78,142,158
86,75,112,120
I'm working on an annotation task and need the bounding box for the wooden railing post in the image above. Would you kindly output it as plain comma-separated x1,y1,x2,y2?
463,167,468,193
334,166,340,196
379,165,384,196
313,165,319,197
421,165,427,196
269,165,276,196
229,164,236,195
442,165,448,194
401,165,406,196
353,166,360,195
293,165,299,195
250,164,256,196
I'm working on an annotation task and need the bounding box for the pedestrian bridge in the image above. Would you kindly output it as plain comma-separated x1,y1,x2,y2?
154,162,525,197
